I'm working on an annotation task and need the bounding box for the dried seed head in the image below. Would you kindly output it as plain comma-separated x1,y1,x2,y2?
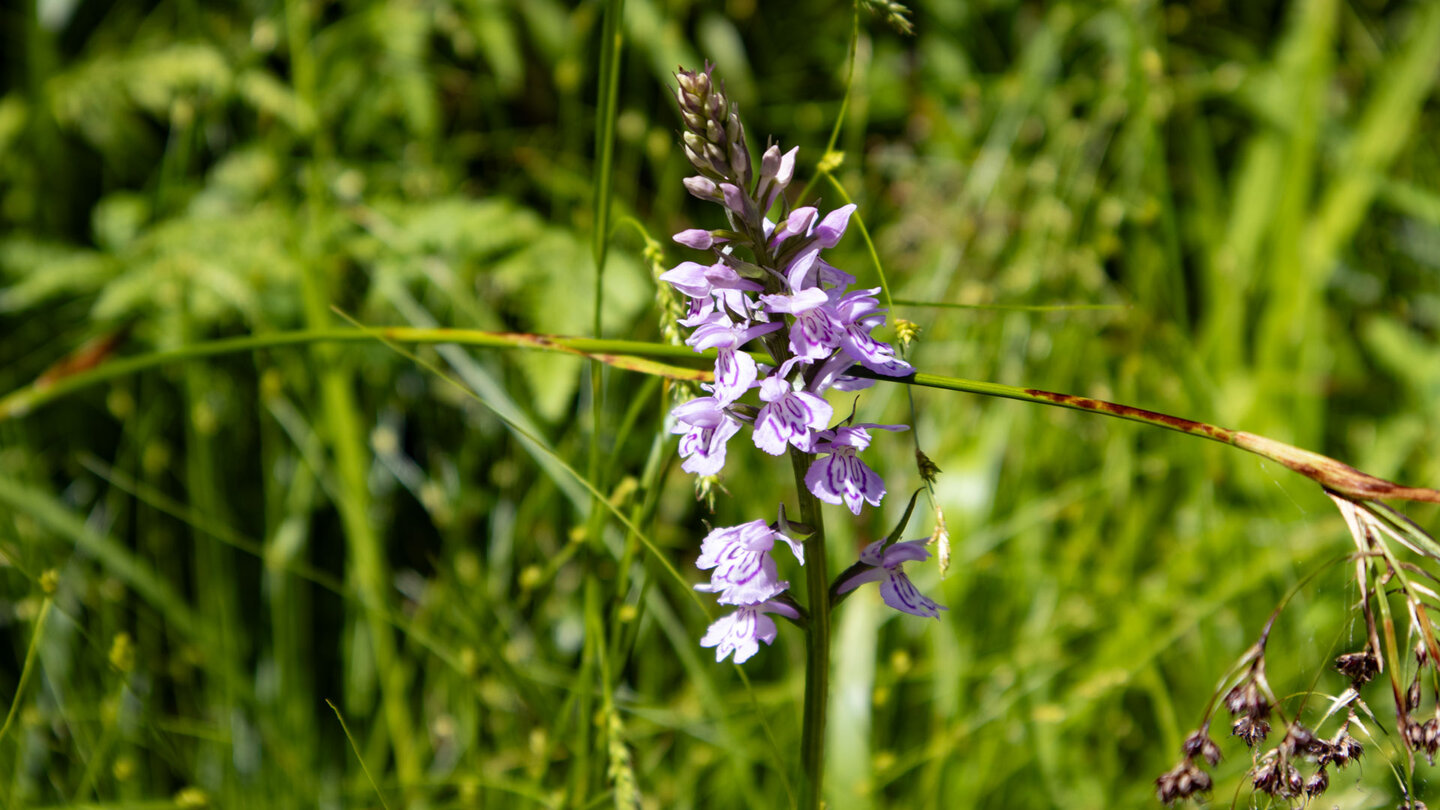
1334,650,1379,684
1304,768,1329,797
1419,641,1431,668
1232,715,1271,747
1224,679,1270,719
914,446,941,485
1251,760,1281,795
1155,761,1211,805
1409,678,1424,712
1404,718,1428,753
1181,729,1223,767
1280,723,1316,758
1400,801,1430,810
1282,764,1304,798
1330,732,1363,768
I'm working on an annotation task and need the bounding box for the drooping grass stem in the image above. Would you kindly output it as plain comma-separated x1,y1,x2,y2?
11,327,1440,505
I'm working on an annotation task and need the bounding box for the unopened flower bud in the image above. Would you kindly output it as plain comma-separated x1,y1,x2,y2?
673,229,715,250
683,176,720,201
720,183,747,217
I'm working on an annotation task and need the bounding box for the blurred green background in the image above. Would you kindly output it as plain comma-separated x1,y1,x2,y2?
2,0,1440,807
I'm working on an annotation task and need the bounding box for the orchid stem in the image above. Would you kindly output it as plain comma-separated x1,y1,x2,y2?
791,447,831,810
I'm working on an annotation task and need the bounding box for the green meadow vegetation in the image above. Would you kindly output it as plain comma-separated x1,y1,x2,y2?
3,0,1440,807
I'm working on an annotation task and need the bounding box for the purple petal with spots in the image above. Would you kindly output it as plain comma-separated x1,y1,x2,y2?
879,570,945,618
694,541,787,605
672,396,742,476
779,308,841,360
804,450,886,514
753,387,832,455
712,348,757,406
841,325,913,376
701,604,780,664
838,540,946,617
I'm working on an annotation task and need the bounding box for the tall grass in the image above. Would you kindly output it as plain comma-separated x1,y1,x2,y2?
2,1,1439,808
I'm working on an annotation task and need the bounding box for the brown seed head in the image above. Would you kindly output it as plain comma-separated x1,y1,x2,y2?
1251,760,1281,795
1334,650,1379,684
1181,729,1223,767
1279,723,1316,758
1330,732,1363,767
1224,679,1269,719
1304,768,1329,797
1155,761,1211,805
1404,718,1427,752
1232,715,1271,747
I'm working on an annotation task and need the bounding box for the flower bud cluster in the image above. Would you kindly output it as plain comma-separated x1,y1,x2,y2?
675,65,751,190
664,67,942,664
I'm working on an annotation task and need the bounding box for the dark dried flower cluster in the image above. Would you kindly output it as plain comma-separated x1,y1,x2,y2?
1159,644,1369,806
1224,665,1272,748
1160,495,1440,805
1154,760,1211,805
1399,640,1440,765
1245,714,1363,801
1155,728,1220,804
1402,716,1440,765
1335,650,1379,685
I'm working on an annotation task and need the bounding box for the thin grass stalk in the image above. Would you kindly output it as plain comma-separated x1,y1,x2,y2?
283,0,418,787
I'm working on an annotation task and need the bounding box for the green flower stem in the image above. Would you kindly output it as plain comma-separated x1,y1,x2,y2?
790,447,830,810
8,328,1440,506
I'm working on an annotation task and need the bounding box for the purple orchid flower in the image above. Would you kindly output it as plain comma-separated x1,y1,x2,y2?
659,259,763,302
752,359,833,455
672,393,744,476
831,288,912,377
836,540,946,618
701,599,801,664
686,315,783,406
805,423,907,514
759,250,844,361
694,519,804,604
